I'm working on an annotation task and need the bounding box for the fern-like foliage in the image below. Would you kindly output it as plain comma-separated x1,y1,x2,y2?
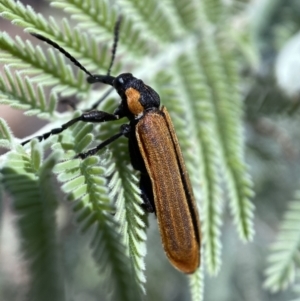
52,116,139,300
0,65,57,117
264,193,300,293
1,143,65,301
189,258,204,301
0,0,256,300
0,117,14,149
93,99,147,293
196,29,255,242
51,0,150,58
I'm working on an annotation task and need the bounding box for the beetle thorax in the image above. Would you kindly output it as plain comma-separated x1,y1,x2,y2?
113,73,161,119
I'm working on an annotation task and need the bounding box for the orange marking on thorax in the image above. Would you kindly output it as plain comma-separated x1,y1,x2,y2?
125,87,144,116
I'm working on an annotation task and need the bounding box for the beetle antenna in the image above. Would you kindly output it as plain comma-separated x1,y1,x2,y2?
30,33,94,78
107,15,122,76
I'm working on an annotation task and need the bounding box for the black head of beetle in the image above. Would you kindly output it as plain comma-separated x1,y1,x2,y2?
87,73,160,120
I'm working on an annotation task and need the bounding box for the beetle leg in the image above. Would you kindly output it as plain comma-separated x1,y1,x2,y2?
21,110,120,146
75,124,131,159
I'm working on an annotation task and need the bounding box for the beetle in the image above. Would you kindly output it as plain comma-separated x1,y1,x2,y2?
22,19,201,273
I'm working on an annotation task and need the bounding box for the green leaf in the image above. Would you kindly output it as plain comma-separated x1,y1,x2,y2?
196,30,255,242
2,146,65,301
189,265,204,301
0,65,58,116
264,194,300,292
0,118,14,149
52,116,140,300
96,99,147,293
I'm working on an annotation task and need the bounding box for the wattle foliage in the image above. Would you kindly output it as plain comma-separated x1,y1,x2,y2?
0,0,259,300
